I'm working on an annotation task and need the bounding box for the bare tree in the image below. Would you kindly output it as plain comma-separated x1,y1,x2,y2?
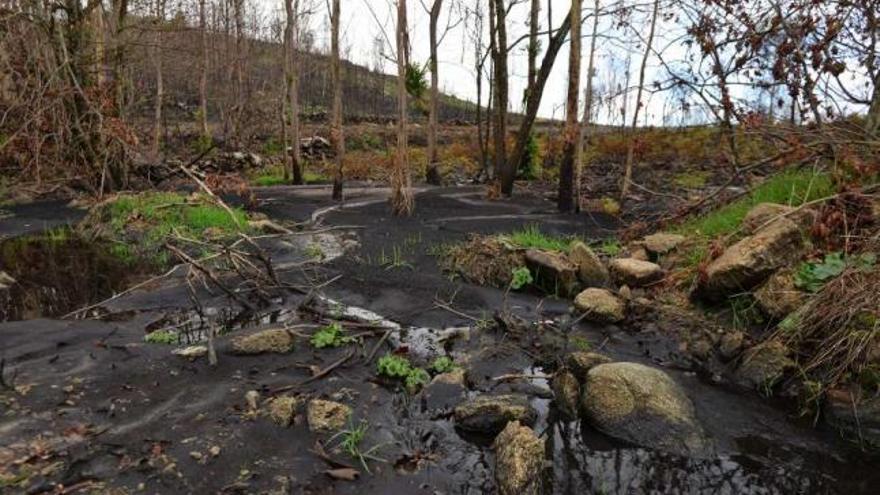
198,0,210,139
578,0,601,211
151,0,167,159
392,0,414,215
620,0,659,201
330,0,345,200
283,0,303,184
489,0,509,194
425,0,444,185
558,0,581,212
526,0,539,102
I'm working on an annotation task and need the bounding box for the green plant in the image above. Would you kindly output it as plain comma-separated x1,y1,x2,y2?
193,134,213,154
504,225,573,252
728,294,765,330
376,354,429,393
518,133,540,179
310,322,355,349
328,420,386,474
383,245,412,270
570,336,592,351
596,239,622,257
145,329,177,345
253,174,287,187
405,63,429,100
430,356,456,374
509,266,533,290
794,252,876,292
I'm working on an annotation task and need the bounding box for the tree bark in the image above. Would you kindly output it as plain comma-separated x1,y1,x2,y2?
526,0,539,101
283,0,303,184
867,72,880,138
577,0,600,211
392,0,414,215
198,0,210,139
330,0,345,199
558,0,582,212
490,0,510,195
426,0,443,185
508,14,572,186
151,0,165,159
620,0,659,201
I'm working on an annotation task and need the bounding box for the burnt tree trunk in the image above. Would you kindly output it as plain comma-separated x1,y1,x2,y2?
330,0,345,199
426,0,443,185
392,0,414,215
558,0,581,212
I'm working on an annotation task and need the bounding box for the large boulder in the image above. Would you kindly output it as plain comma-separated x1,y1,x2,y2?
494,421,545,495
643,233,686,257
754,268,807,319
454,394,537,435
574,288,625,323
307,399,352,433
734,340,795,390
580,362,710,456
569,241,609,287
231,328,294,355
698,218,804,300
525,249,579,297
609,258,664,287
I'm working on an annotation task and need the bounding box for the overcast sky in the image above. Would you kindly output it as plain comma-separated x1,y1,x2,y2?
253,0,869,125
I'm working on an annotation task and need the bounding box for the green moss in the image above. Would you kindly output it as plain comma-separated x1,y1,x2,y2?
376,354,430,393
430,356,456,374
145,329,177,345
254,174,288,187
310,322,355,348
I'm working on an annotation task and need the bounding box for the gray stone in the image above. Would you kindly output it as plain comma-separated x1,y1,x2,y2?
494,421,545,495
718,331,745,360
698,218,803,300
573,288,625,323
454,394,537,435
525,249,579,297
423,368,467,412
741,203,815,234
754,268,807,319
824,388,880,449
580,362,710,456
734,340,795,390
569,241,609,287
643,233,686,256
609,258,664,287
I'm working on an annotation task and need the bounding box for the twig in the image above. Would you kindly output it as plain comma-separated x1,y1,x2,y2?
165,243,257,313
365,329,393,363
272,349,356,394
62,264,181,319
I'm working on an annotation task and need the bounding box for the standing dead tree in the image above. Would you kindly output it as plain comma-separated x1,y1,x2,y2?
330,0,345,200
620,0,659,201
392,0,414,215
425,0,444,185
283,0,304,184
558,0,582,212
488,0,509,195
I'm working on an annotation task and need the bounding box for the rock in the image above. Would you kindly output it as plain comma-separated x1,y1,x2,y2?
718,331,745,360
734,340,795,390
307,399,352,433
454,394,537,434
245,390,260,411
172,345,207,360
0,271,15,290
573,288,625,323
569,241,609,287
580,362,710,456
643,233,686,256
824,388,880,449
629,246,650,262
754,268,807,319
551,371,580,419
524,249,579,297
698,218,803,300
565,351,612,381
493,421,545,495
609,258,664,287
231,328,294,355
741,203,815,234
422,368,467,412
269,396,300,427
209,446,221,457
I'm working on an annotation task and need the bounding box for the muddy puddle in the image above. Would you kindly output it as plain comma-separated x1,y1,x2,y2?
0,230,155,321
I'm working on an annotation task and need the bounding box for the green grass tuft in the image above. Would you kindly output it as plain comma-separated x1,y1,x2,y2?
504,224,575,252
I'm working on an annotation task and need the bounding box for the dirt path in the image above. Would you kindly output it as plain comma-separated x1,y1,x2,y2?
0,186,877,494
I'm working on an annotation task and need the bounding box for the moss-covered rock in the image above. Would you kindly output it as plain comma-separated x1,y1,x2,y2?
551,371,580,419
569,241,609,287
494,421,545,495
268,396,301,427
307,399,352,433
524,249,580,297
580,362,710,456
609,258,664,287
565,351,613,381
230,328,294,355
454,394,537,435
754,268,807,319
734,340,795,390
574,288,625,323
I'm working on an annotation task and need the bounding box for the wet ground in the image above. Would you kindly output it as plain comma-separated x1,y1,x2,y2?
1,186,877,494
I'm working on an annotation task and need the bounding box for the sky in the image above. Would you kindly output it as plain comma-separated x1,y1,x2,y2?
254,0,870,125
